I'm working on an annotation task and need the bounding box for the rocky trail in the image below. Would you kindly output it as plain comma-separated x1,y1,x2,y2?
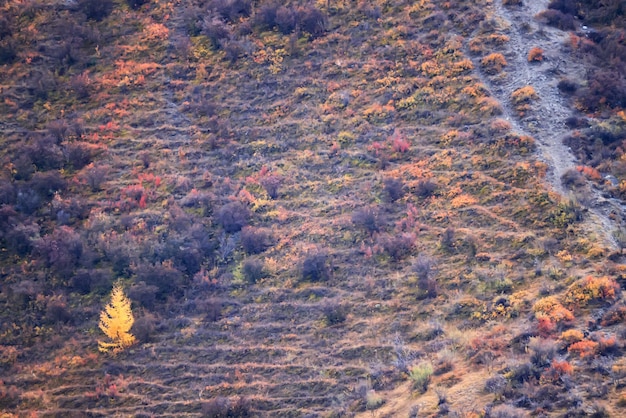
475,0,625,248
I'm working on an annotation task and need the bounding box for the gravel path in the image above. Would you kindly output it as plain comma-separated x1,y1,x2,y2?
476,0,624,248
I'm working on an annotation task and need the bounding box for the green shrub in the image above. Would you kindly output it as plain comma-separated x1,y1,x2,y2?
409,363,433,392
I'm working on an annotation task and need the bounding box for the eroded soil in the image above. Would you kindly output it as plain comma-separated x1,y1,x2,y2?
476,0,624,248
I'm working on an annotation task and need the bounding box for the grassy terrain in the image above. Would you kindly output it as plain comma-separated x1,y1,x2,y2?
1,0,625,416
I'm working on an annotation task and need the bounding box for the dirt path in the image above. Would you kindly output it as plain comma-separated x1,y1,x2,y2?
474,0,624,248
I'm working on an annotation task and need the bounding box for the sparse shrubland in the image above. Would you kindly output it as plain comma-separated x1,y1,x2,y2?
0,0,624,416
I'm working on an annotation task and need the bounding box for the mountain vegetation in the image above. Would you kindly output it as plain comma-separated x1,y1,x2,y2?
0,0,625,416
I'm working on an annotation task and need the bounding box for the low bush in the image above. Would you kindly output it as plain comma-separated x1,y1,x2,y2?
132,312,157,342
409,363,433,393
378,232,415,261
27,69,57,101
30,171,66,199
80,164,109,192
564,276,620,308
352,206,382,235
484,374,507,394
47,120,70,142
253,3,279,30
301,251,330,282
296,6,327,38
561,168,585,188
577,69,626,110
70,72,91,99
557,79,578,94
242,258,265,283
34,226,83,277
217,201,249,233
276,6,296,34
440,227,455,252
601,303,626,326
548,0,579,15
415,179,438,198
70,269,112,295
252,4,326,37
0,39,17,65
511,86,538,105
78,0,114,21
481,53,507,75
527,47,544,62
134,263,185,299
383,177,405,202
16,187,42,214
202,15,231,50
537,9,576,30
259,174,281,199
202,298,223,322
128,281,159,309
413,254,438,298
27,137,64,171
201,396,251,417
208,0,252,23
4,223,38,256
240,226,271,254
44,296,72,324
528,338,557,368
126,0,149,10
64,142,97,170
321,301,347,325
533,296,574,323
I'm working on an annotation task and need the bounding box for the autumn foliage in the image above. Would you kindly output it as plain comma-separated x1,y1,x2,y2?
527,47,544,62
480,53,507,74
564,276,620,308
533,296,575,323
99,283,136,354
568,339,599,358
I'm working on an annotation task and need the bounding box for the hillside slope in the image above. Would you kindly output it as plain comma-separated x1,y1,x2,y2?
1,0,625,416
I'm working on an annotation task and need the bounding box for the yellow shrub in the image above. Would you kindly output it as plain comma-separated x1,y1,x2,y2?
560,329,584,345
564,276,620,308
533,296,574,323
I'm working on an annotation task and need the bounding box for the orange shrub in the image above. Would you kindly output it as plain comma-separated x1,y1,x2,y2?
551,359,573,375
476,97,503,116
564,276,620,308
481,53,507,74
542,359,574,383
511,86,538,104
533,296,575,323
527,47,544,62
568,339,599,358
489,118,512,134
452,58,474,74
576,165,602,181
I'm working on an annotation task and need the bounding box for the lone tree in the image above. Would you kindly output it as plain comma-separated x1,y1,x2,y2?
99,283,136,353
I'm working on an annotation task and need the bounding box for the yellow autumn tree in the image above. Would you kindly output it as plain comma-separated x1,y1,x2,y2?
98,283,136,353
